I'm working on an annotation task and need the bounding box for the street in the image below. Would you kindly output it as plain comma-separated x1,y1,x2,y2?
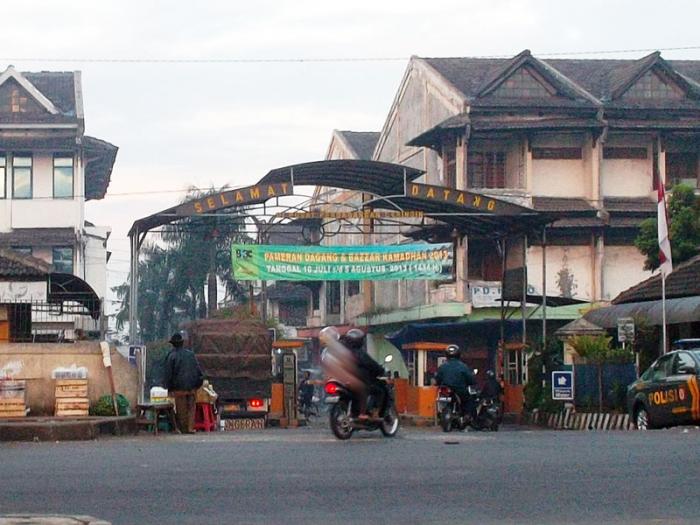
1,425,699,525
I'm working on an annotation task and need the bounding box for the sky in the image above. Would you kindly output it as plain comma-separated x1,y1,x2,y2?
2,0,700,319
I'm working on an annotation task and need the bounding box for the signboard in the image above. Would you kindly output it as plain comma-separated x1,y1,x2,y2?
0,281,47,301
174,182,294,216
279,210,424,220
552,371,574,401
231,243,453,281
469,281,502,308
617,317,635,343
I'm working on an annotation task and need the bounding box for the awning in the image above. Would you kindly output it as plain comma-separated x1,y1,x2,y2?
48,273,101,319
583,296,700,329
386,320,523,351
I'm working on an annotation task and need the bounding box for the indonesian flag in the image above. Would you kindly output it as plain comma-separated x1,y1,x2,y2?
657,182,673,277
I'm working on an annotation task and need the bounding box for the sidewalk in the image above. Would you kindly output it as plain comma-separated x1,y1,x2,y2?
0,416,136,442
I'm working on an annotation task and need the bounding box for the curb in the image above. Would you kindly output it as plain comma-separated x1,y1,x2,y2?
0,515,110,525
525,409,635,431
0,416,137,442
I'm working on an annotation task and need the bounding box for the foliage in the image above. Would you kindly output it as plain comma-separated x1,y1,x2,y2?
634,183,700,271
146,340,171,390
112,186,252,343
90,393,131,416
523,338,564,412
632,317,660,373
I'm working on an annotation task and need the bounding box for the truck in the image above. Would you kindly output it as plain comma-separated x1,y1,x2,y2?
186,318,272,423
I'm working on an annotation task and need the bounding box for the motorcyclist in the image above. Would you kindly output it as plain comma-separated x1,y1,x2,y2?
481,369,502,401
341,328,386,419
435,344,476,419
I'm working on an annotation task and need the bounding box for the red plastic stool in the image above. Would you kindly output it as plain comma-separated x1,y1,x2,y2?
194,402,216,432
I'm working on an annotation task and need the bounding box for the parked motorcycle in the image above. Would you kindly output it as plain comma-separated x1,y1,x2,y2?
436,385,500,432
325,355,400,440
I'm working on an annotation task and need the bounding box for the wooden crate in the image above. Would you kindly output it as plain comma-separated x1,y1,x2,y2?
55,397,89,417
55,379,88,399
0,398,27,418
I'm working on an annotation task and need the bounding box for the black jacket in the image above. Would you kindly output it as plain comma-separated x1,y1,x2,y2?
163,347,204,391
435,358,475,394
354,350,385,383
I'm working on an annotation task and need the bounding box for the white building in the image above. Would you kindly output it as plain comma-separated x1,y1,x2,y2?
0,66,117,304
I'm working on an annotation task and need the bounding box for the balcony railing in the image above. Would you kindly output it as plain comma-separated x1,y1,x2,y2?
2,300,103,343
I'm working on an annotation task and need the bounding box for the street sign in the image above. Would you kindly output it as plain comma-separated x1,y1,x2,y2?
552,371,574,401
617,317,635,343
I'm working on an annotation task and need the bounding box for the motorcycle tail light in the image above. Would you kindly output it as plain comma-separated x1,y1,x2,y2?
438,387,452,396
325,382,339,395
249,398,264,409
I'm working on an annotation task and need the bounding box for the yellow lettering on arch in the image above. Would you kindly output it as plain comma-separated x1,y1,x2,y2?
194,202,204,213
456,193,465,205
426,188,435,199
267,185,277,197
487,200,496,211
411,184,419,196
235,191,245,202
473,195,482,208
249,187,261,199
207,197,216,209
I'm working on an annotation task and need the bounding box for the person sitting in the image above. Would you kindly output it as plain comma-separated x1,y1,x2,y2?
435,344,476,419
341,328,386,420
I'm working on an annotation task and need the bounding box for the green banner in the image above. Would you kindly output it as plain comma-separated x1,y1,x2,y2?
231,243,453,281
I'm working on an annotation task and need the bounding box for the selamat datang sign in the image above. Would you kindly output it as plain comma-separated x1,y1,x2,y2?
231,243,453,281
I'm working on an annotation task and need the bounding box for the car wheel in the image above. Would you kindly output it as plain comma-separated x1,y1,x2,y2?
635,406,652,430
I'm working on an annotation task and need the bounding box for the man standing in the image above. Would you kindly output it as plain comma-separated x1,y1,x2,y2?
163,332,204,433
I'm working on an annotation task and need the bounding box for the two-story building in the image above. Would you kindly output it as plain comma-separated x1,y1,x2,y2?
0,66,117,306
311,51,700,409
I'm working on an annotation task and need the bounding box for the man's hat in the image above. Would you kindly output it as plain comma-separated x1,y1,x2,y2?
169,332,184,345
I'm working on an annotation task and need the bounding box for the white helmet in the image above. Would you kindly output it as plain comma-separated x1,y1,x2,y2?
319,326,340,344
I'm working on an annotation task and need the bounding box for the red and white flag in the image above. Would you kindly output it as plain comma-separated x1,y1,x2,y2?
657,182,673,277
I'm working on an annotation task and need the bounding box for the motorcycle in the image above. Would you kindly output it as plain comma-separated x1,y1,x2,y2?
436,385,500,432
325,355,400,440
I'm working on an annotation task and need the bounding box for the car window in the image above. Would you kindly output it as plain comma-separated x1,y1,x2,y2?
651,355,673,381
689,350,700,365
672,352,697,375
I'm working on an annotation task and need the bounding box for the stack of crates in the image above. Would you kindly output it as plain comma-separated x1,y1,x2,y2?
0,380,27,418
54,379,89,416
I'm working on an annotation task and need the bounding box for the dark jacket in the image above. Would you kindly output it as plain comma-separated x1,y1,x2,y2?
435,358,475,394
482,377,503,399
354,350,385,384
164,347,204,391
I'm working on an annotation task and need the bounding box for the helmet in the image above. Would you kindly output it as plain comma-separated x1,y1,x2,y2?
445,344,460,359
344,328,366,350
486,369,496,379
319,326,340,344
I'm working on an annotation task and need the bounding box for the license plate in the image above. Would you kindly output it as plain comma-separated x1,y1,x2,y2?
325,396,339,404
222,418,265,431
437,397,451,402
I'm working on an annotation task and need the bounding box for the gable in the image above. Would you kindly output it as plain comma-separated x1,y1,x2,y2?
487,65,557,99
0,78,48,115
621,68,684,101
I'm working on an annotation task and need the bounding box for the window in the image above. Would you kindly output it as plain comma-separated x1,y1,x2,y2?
672,353,697,375
11,246,32,256
532,148,582,160
0,155,5,198
603,147,648,160
53,156,74,198
52,247,73,273
442,139,457,188
651,355,673,382
468,151,506,189
326,281,341,315
12,155,32,199
666,152,697,188
347,281,360,297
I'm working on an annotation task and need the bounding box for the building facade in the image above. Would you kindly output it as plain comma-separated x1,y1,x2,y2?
0,66,117,303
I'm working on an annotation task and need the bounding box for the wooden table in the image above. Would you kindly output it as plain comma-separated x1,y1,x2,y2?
136,402,180,435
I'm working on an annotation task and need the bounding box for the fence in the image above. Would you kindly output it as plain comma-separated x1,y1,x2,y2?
574,363,637,410
2,300,103,343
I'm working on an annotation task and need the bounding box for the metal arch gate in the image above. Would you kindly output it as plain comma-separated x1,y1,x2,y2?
127,159,551,347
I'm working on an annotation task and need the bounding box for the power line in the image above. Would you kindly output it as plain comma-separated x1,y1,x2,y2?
2,46,700,64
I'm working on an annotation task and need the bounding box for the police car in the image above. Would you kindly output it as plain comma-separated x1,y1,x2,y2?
627,349,700,430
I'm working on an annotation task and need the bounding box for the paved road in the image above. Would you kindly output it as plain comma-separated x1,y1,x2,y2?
1,425,699,525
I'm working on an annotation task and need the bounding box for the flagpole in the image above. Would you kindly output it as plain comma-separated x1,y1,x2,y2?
662,272,667,354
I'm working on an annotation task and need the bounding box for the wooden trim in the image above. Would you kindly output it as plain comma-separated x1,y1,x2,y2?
402,341,448,351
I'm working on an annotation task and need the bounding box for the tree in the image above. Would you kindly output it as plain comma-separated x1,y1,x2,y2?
112,187,252,342
568,335,633,412
635,184,700,271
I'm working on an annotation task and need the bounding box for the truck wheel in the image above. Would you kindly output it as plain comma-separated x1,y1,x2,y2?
329,402,353,440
